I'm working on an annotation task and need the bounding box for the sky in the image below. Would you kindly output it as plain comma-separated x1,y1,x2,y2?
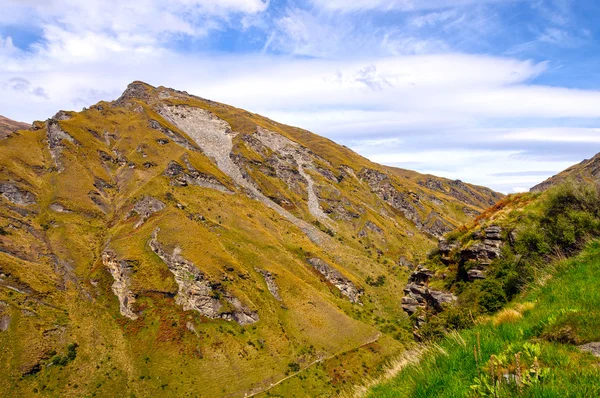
1,0,600,193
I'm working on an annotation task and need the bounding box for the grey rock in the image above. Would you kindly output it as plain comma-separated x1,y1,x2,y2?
0,183,36,206
128,196,166,228
256,268,282,302
102,252,138,320
47,119,77,172
401,266,456,316
308,257,362,304
579,342,600,357
150,229,258,325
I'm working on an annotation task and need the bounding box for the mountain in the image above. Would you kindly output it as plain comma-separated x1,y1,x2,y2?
531,152,600,192
0,115,29,139
0,81,502,397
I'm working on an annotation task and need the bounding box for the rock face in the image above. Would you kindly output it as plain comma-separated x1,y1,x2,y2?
46,119,77,172
0,183,36,206
102,252,138,320
359,168,454,238
255,268,282,302
149,229,259,325
308,258,362,303
401,266,456,319
163,159,229,192
128,196,166,228
461,225,503,280
438,225,504,280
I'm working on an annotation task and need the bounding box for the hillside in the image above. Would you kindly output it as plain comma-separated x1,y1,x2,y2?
0,115,29,139
368,239,600,397
366,181,600,396
0,81,502,397
531,152,600,192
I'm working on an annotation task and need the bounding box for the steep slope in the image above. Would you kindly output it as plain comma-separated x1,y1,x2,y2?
369,239,600,397
531,151,600,192
0,81,502,397
0,115,29,139
364,180,600,397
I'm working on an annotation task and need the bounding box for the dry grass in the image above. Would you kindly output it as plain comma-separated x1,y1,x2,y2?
493,309,523,326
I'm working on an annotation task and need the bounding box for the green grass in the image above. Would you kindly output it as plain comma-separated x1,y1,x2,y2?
368,239,600,397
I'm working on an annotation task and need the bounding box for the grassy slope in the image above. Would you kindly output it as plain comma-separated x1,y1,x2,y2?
368,239,600,397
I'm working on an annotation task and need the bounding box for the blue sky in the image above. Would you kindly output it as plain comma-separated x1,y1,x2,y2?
1,0,600,193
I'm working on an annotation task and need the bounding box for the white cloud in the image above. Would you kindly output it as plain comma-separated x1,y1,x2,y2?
311,0,517,12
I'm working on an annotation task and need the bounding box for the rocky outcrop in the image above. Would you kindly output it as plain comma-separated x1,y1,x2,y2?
256,268,282,302
359,168,440,235
102,252,138,320
46,119,78,172
438,225,503,280
418,178,502,208
0,183,36,206
148,119,199,152
461,225,503,280
423,212,454,237
163,160,229,192
358,220,383,238
0,301,10,332
308,258,362,303
128,196,166,228
149,229,259,325
254,127,334,228
316,187,361,222
401,266,456,321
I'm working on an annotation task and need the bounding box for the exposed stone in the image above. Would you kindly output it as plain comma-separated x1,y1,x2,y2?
579,342,600,357
308,258,362,303
149,119,199,152
358,168,437,235
114,81,153,106
94,177,114,192
163,159,230,192
398,256,414,270
423,212,454,238
49,203,70,213
53,110,72,121
102,251,138,320
88,191,109,214
149,229,258,325
401,266,456,316
358,220,384,238
160,105,327,246
0,183,36,206
256,268,282,302
128,196,166,228
46,119,77,172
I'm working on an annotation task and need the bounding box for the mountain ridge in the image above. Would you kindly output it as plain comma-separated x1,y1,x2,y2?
0,115,30,139
531,152,600,192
